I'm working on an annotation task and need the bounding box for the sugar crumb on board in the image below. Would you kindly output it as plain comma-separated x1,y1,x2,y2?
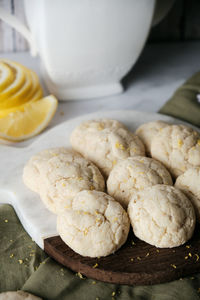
76,272,85,279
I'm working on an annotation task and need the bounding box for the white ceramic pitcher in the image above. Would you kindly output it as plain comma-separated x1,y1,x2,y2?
0,0,174,100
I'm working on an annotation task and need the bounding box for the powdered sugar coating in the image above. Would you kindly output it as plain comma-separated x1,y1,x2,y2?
151,125,200,177
70,119,145,177
23,148,105,214
57,190,130,257
0,291,42,300
128,185,195,248
107,156,173,208
135,121,169,155
175,167,200,221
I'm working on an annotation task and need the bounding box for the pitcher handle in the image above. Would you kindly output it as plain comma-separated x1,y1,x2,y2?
0,7,37,56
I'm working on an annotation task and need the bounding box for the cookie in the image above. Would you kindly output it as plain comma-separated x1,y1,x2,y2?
57,190,130,257
135,121,169,155
151,124,200,177
175,167,200,221
23,147,80,193
23,148,105,214
0,291,42,300
107,156,173,208
128,185,195,248
70,119,145,177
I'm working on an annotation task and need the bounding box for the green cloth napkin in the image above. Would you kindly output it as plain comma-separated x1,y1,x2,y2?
159,71,200,127
1,205,200,300
1,72,200,300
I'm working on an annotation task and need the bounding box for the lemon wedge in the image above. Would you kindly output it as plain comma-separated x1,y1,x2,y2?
0,95,58,141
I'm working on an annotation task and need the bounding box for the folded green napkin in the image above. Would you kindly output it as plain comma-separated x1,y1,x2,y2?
159,71,200,127
1,205,200,300
1,72,200,300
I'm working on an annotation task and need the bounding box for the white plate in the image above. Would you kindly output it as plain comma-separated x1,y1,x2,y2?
0,110,198,248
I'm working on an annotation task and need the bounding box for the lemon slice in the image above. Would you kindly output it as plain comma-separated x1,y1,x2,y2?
0,85,43,118
0,71,33,109
0,87,43,119
24,70,43,102
0,62,15,92
29,86,43,102
0,61,43,109
0,70,43,118
0,95,58,141
0,60,26,100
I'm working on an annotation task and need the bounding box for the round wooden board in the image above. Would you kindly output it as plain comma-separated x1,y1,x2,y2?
44,224,200,286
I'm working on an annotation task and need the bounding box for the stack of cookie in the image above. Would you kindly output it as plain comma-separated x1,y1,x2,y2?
23,119,200,257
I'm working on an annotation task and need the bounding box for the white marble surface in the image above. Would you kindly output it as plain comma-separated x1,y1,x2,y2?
1,42,200,147
0,110,194,248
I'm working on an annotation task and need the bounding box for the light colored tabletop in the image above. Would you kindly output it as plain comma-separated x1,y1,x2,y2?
1,41,200,147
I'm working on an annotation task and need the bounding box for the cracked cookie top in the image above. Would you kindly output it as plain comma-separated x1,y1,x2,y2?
135,120,169,155
151,124,200,178
107,156,173,208
23,147,105,214
128,185,196,248
175,167,200,221
57,190,130,257
70,119,145,177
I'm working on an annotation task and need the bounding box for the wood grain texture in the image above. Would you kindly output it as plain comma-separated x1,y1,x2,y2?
0,0,13,52
0,0,28,53
13,0,28,52
1,0,200,53
44,224,200,286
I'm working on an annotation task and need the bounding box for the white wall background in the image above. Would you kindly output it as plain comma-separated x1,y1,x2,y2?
0,0,28,52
